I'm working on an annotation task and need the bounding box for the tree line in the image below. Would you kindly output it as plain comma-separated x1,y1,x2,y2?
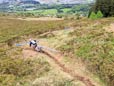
89,0,114,17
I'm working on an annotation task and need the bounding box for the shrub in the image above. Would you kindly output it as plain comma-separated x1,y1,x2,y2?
56,14,63,18
89,12,97,19
97,11,103,18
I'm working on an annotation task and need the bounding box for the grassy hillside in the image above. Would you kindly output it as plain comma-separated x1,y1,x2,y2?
1,17,114,86
0,17,67,43
0,17,68,62
0,17,70,86
59,18,114,86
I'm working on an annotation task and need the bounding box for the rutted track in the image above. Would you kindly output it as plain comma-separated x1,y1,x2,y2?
42,50,95,86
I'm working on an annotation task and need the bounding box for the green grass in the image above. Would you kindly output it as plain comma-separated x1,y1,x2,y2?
18,9,57,15
62,8,71,13
25,9,57,15
42,9,57,15
17,8,71,15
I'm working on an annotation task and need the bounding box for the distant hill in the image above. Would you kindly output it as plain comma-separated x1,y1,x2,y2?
0,0,94,12
37,0,94,4
0,0,94,4
0,0,40,5
20,0,40,4
0,0,40,12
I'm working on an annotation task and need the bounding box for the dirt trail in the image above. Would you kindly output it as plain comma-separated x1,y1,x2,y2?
105,23,114,32
22,47,95,86
22,28,104,86
43,49,95,86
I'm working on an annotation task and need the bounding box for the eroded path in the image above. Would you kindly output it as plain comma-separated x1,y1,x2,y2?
22,28,105,86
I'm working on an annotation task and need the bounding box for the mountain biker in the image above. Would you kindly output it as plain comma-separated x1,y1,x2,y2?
29,39,42,52
35,45,42,52
29,39,37,49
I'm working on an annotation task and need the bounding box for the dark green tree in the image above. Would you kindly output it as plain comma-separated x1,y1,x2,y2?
90,0,114,17
110,0,114,16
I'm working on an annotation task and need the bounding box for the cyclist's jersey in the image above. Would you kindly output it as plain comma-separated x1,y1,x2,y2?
29,40,37,48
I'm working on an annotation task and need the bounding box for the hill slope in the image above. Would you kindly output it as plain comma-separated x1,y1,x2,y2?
0,17,114,86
